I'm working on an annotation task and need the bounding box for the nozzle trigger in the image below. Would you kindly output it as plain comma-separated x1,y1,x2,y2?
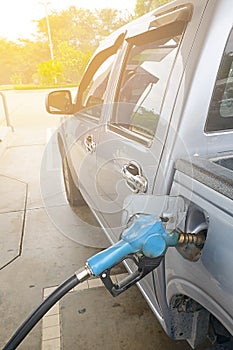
100,255,163,297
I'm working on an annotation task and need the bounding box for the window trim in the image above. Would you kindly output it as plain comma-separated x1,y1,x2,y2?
74,32,125,113
126,20,186,46
75,110,101,124
204,28,233,134
107,123,152,147
109,20,187,144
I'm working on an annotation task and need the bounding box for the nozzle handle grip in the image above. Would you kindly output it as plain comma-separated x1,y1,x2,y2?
87,240,133,276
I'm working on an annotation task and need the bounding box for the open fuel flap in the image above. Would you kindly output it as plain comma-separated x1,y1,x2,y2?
122,194,187,232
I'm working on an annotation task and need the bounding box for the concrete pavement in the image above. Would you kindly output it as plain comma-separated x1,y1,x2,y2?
0,126,103,349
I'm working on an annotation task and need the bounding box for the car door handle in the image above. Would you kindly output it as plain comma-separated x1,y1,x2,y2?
84,135,96,154
122,161,148,193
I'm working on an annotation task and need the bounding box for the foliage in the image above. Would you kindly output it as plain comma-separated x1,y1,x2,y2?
55,41,92,83
0,2,177,87
10,73,22,85
0,6,131,86
36,7,98,51
36,7,131,52
0,40,20,84
0,39,49,85
134,0,172,17
95,8,134,39
37,60,63,84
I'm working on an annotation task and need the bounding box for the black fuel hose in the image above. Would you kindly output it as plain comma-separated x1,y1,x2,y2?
3,274,81,350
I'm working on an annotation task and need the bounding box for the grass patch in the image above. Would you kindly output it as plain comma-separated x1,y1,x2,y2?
0,83,78,91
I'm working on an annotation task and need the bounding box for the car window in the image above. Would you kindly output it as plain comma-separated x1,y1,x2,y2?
81,54,117,117
110,23,185,142
75,33,125,119
205,28,233,133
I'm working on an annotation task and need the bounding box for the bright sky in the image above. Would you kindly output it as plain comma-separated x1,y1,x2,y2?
0,0,136,41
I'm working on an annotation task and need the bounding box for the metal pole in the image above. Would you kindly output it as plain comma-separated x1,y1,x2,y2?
40,2,54,60
0,92,14,131
39,2,57,83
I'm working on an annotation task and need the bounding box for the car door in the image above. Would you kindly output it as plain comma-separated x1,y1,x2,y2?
94,15,191,242
66,34,125,204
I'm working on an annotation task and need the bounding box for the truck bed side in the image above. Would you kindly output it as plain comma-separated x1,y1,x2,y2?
166,154,233,335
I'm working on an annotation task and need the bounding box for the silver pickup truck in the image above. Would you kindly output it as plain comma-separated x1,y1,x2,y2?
46,0,233,348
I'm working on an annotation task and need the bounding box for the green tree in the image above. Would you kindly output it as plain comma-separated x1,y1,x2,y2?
135,0,172,17
34,6,132,85
0,6,132,85
0,39,20,84
37,60,63,84
55,41,92,82
17,40,49,83
36,6,131,52
0,38,49,84
95,8,133,40
36,7,98,52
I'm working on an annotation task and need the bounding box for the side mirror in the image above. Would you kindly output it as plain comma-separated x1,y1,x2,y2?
46,90,74,114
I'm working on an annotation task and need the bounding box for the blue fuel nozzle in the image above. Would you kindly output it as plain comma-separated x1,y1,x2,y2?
87,214,180,277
